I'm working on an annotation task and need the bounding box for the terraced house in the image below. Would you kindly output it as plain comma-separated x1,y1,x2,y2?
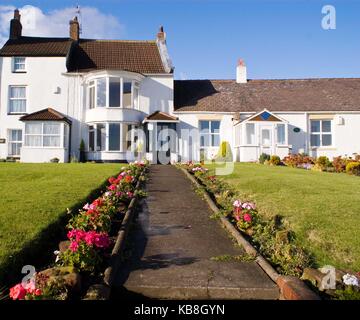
0,9,360,163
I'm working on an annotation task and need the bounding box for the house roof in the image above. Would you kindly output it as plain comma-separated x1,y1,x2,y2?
67,39,167,74
144,111,179,122
20,108,72,124
0,36,72,56
174,78,360,113
0,37,169,74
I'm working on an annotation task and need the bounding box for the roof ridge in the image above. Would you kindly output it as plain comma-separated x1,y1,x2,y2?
80,39,156,43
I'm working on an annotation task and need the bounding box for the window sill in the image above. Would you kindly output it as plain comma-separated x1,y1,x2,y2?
7,112,27,115
22,146,64,149
311,147,336,150
12,71,27,74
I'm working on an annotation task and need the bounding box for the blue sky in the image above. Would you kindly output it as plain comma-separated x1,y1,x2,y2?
1,0,359,80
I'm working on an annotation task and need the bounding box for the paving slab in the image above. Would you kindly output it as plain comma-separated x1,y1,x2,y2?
113,165,279,300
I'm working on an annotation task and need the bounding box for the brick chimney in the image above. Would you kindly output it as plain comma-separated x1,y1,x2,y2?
69,16,80,41
9,9,22,40
157,25,166,43
236,59,247,84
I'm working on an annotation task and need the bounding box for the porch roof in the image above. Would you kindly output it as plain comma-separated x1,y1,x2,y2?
143,111,179,123
20,108,72,125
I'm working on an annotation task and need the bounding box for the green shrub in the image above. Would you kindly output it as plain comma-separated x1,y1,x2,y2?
259,153,270,164
315,156,332,171
346,162,360,176
269,155,281,166
215,141,233,162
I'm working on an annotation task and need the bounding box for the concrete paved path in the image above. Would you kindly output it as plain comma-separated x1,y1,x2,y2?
113,165,279,299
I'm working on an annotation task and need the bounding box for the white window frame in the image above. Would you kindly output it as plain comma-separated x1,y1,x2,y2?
244,122,256,146
8,129,22,157
88,81,96,109
8,85,27,114
13,57,26,72
275,123,287,146
310,119,333,148
199,120,221,148
24,122,63,148
87,76,140,109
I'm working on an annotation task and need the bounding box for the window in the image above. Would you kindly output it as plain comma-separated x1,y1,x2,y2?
310,120,332,147
109,123,121,151
13,57,26,72
123,81,132,108
96,78,106,108
88,77,140,109
246,123,255,145
88,126,95,151
199,120,220,147
9,86,26,113
24,122,61,147
8,129,22,156
109,78,121,107
96,124,106,151
88,81,95,109
276,124,286,145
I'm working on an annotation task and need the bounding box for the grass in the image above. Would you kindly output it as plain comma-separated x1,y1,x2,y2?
0,163,121,285
208,163,360,271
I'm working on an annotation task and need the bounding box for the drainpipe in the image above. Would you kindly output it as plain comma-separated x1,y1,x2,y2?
305,112,309,155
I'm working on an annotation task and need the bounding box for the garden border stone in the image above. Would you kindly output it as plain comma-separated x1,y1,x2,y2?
179,166,320,300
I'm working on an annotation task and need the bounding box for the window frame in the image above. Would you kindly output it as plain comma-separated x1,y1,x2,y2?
244,122,256,146
12,57,26,73
87,77,140,109
310,119,333,148
8,129,23,157
199,120,221,148
24,122,63,148
8,85,27,114
276,123,287,146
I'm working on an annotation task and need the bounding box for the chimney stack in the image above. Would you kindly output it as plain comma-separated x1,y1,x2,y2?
236,59,247,84
69,16,80,41
157,25,166,43
9,9,22,40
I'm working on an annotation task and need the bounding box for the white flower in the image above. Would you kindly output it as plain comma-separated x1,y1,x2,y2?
343,274,359,287
54,250,60,263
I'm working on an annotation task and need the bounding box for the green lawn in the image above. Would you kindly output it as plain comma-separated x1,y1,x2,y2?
0,163,121,282
208,163,360,271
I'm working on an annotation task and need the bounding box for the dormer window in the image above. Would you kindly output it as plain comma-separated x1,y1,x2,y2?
87,76,140,109
13,57,26,72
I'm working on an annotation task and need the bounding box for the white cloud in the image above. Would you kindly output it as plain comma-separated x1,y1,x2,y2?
0,5,125,46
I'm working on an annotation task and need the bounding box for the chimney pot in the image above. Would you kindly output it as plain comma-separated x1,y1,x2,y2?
9,9,22,39
236,58,247,84
157,25,166,42
69,16,80,41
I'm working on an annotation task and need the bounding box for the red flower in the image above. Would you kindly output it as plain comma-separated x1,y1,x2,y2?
243,213,252,222
9,284,27,300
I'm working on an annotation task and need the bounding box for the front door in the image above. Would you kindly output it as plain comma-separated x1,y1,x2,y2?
260,124,273,156
157,123,172,164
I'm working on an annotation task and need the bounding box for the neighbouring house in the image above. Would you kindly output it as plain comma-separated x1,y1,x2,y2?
0,9,359,163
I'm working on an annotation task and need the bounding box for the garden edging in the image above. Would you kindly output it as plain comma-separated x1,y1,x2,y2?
179,166,320,300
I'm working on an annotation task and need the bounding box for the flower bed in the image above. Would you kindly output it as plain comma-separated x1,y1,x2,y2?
179,161,360,300
9,161,149,300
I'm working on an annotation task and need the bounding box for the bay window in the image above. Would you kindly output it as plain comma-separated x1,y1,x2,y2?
9,86,26,113
87,77,140,109
88,123,139,152
24,122,63,147
310,120,332,147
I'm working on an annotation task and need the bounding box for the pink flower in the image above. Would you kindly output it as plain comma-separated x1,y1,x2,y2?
84,231,97,246
242,202,256,210
126,191,134,198
69,241,79,252
116,191,123,197
83,203,90,210
93,233,111,249
243,213,252,222
108,184,117,191
9,284,27,300
34,289,42,296
233,200,242,208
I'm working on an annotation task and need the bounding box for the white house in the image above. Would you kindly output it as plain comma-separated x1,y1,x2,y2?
1,10,360,164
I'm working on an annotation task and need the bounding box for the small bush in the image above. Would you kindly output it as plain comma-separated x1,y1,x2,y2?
50,157,60,163
346,162,360,176
333,156,347,173
259,153,270,164
283,153,314,168
315,156,332,171
269,155,281,166
215,141,233,162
